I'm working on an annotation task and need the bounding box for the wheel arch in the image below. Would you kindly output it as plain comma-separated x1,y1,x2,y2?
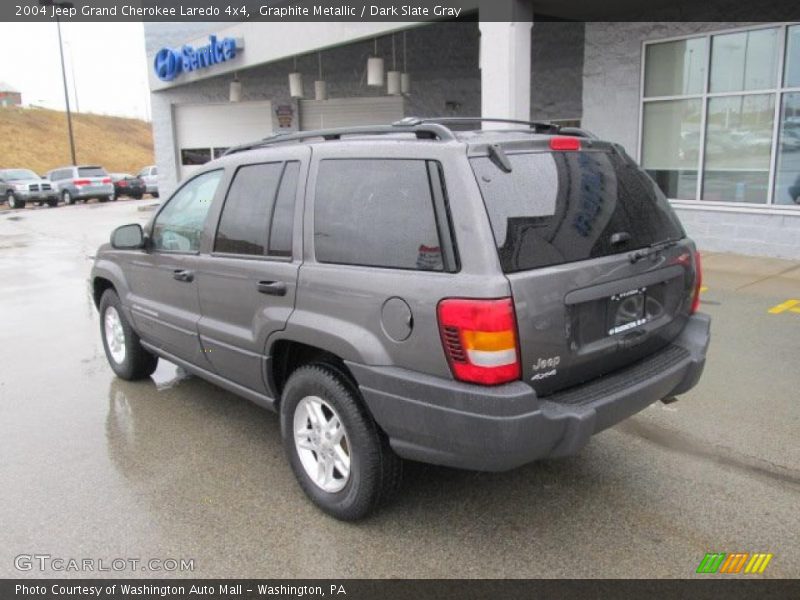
268,339,360,408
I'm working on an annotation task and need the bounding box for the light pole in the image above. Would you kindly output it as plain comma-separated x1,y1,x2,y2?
64,41,79,113
40,0,77,165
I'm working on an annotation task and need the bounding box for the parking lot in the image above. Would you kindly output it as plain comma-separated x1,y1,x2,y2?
0,200,798,578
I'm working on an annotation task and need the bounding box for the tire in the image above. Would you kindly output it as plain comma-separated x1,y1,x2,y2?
7,191,25,209
280,364,403,521
47,198,58,208
99,289,158,380
63,190,75,205
99,196,110,203
152,192,159,199
133,194,143,200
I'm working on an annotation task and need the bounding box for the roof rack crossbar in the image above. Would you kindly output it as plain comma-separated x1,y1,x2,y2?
557,127,598,139
395,116,560,133
222,123,456,156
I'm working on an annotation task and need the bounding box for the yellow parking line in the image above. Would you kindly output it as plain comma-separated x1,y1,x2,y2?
768,299,800,314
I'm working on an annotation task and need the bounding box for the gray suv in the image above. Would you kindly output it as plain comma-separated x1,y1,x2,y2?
91,118,710,520
47,165,114,204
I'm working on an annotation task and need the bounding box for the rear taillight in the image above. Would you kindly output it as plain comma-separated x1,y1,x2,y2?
118,180,128,187
102,177,112,184
437,298,521,386
549,136,581,151
690,252,702,314
73,179,90,186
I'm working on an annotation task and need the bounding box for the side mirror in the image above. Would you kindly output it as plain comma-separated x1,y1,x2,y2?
111,224,145,249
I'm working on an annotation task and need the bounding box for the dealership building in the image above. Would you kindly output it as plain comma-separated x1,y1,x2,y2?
144,6,800,259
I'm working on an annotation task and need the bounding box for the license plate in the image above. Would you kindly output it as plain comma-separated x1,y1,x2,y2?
607,287,647,336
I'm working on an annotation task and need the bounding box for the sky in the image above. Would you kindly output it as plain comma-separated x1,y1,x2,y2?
0,22,151,121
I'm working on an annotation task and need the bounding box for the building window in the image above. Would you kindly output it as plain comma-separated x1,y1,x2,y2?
641,24,800,207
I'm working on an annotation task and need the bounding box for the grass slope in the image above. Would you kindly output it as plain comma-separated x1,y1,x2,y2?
0,106,154,175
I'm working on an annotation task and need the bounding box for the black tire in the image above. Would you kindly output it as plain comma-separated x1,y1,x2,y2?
280,364,403,521
133,194,143,200
7,191,25,209
152,192,159,198
99,289,158,380
62,190,75,205
46,198,58,208
99,196,110,203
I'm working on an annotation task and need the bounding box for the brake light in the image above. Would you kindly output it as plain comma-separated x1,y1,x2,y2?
102,177,112,184
73,179,90,186
118,180,128,187
437,298,521,385
549,136,581,151
690,252,702,314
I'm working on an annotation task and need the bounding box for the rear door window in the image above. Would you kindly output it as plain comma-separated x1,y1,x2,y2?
268,161,299,257
314,159,446,271
470,150,685,272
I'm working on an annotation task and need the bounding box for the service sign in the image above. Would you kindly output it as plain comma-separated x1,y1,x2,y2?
154,35,239,82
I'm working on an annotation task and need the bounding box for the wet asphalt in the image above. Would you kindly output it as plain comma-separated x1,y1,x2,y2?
0,200,798,579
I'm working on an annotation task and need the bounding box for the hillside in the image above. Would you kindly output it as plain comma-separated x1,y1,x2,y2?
0,106,154,175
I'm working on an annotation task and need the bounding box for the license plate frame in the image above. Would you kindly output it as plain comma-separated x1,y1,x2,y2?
607,287,648,336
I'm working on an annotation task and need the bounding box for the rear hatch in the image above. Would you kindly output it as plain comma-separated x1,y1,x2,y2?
469,139,699,396
77,166,111,190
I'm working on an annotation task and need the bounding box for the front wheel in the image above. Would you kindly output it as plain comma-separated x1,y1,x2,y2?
99,289,158,380
46,198,58,208
280,364,402,520
7,191,25,209
63,190,75,205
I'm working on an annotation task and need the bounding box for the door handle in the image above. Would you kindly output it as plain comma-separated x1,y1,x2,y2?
173,269,194,282
257,280,287,296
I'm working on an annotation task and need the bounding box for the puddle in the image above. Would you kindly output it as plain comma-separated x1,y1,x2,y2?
150,362,193,390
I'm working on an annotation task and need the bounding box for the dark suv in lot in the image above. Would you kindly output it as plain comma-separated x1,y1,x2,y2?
91,118,710,520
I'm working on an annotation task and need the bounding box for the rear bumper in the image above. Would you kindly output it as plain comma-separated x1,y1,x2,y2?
73,185,114,198
348,313,710,472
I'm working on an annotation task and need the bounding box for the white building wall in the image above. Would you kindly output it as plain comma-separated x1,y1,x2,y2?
583,22,800,259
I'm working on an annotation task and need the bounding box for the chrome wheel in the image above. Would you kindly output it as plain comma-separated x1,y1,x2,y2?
7,192,16,208
293,395,351,493
104,306,126,364
63,191,71,205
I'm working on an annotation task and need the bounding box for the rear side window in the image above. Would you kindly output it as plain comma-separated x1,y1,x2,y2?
470,150,685,272
78,167,107,177
214,161,298,257
314,159,445,271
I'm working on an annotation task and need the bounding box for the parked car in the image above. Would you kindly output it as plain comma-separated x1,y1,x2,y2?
46,165,114,205
0,168,59,209
91,118,710,520
111,173,146,200
137,165,159,197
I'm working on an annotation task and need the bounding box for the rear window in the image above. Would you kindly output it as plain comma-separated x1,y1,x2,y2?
78,167,107,177
470,149,684,273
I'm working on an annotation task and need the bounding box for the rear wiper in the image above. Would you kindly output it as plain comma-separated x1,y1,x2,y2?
488,144,513,173
629,238,678,263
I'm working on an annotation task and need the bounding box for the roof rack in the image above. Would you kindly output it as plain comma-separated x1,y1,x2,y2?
222,122,455,156
221,117,598,157
395,116,560,134
557,126,597,139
